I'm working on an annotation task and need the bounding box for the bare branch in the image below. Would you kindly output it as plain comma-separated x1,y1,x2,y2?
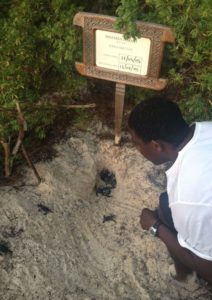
12,101,27,155
0,140,10,177
0,103,96,113
21,144,41,184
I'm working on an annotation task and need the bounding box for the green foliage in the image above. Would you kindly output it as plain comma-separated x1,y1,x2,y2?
0,0,84,143
115,0,212,121
115,0,141,39
84,0,120,14
72,109,93,131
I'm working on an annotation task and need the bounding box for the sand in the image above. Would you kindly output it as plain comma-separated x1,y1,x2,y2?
0,122,211,300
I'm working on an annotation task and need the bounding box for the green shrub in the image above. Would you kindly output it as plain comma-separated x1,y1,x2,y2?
0,0,84,143
115,0,212,122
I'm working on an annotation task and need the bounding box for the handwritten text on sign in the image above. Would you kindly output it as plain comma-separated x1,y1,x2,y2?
95,30,151,76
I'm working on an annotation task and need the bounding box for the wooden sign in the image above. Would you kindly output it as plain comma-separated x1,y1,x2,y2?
73,12,175,144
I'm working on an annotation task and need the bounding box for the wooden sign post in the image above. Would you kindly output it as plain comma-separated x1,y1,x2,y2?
73,12,175,144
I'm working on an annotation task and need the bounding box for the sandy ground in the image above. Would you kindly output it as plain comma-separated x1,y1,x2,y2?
0,122,211,300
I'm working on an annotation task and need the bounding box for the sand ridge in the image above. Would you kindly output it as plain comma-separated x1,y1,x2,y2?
0,124,211,300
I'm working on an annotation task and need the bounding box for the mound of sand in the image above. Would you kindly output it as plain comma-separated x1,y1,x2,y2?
0,123,211,300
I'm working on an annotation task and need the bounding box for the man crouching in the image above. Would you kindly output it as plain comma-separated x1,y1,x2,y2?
128,96,212,283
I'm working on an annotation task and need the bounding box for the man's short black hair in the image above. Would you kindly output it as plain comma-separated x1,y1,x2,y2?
128,96,190,147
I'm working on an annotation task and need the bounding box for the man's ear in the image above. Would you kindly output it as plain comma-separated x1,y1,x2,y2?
151,140,164,152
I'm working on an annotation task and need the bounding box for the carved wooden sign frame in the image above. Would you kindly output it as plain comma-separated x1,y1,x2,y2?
73,12,174,90
73,12,175,144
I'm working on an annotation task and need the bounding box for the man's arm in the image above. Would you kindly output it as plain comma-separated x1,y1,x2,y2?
140,208,212,284
140,208,195,269
158,223,196,268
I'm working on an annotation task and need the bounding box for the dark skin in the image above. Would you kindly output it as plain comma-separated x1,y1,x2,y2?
130,126,212,284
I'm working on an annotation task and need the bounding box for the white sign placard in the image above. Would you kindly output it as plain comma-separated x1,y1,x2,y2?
95,30,151,76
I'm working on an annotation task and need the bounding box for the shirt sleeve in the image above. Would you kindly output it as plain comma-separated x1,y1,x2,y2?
170,202,212,260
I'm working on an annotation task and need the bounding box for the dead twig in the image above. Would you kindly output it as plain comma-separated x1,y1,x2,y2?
21,144,41,184
12,101,41,184
0,140,10,177
0,103,96,113
44,103,96,109
12,101,27,155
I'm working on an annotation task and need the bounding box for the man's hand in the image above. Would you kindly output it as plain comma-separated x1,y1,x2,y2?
140,208,158,230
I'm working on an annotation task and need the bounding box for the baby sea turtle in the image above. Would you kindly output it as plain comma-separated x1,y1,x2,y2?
103,214,117,223
96,168,117,197
100,169,117,188
0,241,12,255
96,186,112,197
37,203,53,215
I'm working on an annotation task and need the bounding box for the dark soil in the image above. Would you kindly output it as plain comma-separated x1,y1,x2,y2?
27,79,132,163
0,79,134,185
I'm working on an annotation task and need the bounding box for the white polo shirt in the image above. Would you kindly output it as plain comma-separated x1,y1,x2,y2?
166,122,212,260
